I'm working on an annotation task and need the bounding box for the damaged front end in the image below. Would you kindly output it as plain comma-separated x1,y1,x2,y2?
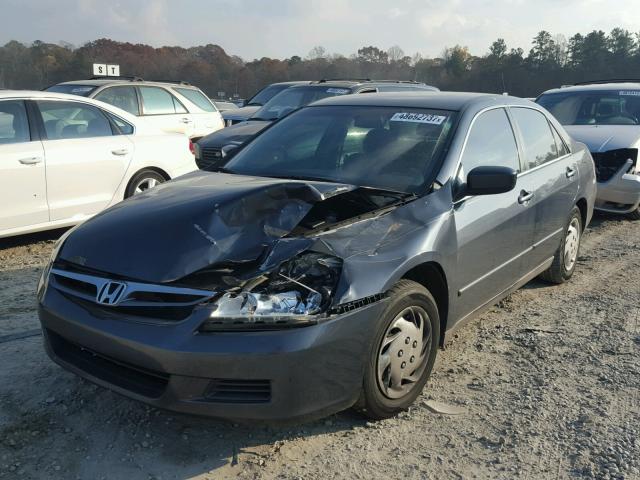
198,252,342,331
592,148,638,182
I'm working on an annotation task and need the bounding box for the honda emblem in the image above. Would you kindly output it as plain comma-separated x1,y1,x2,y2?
96,281,127,305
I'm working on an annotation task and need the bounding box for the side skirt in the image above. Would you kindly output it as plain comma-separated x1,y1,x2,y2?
443,257,554,345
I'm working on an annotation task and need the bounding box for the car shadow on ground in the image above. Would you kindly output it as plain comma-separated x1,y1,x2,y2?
0,227,68,251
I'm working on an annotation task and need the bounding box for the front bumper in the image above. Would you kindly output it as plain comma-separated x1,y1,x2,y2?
38,286,387,422
595,171,640,214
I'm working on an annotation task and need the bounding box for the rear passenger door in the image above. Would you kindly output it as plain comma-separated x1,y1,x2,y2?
35,100,133,221
138,86,194,137
0,99,48,231
510,107,578,270
453,108,531,319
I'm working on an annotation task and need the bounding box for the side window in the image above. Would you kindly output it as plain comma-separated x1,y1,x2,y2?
511,108,559,169
37,101,113,140
104,111,134,135
461,108,520,175
94,86,139,115
0,100,30,144
550,124,570,157
174,87,217,112
139,86,187,115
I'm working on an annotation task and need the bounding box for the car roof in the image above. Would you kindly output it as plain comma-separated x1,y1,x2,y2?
291,79,437,90
53,79,202,89
308,91,535,112
541,82,640,95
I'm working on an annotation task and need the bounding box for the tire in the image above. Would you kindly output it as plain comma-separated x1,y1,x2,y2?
356,279,440,420
627,206,640,220
539,206,582,284
125,170,166,198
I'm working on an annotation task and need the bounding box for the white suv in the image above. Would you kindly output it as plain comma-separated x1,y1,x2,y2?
46,78,224,140
0,90,198,238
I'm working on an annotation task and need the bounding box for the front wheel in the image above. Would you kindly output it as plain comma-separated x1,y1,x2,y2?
356,280,440,419
125,170,166,198
539,206,582,284
627,206,640,220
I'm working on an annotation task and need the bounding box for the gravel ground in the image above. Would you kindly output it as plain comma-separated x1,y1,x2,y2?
0,215,638,480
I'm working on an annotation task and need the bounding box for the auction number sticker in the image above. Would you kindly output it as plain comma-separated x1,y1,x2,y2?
390,112,447,124
619,91,640,96
327,88,350,94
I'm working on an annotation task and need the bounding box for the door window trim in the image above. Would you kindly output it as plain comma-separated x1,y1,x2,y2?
507,105,572,177
93,85,141,116
33,99,116,141
137,86,189,117
453,105,522,204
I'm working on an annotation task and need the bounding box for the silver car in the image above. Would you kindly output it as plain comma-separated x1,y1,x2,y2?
537,81,640,219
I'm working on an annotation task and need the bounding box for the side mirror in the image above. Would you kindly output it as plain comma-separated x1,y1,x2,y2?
465,166,517,196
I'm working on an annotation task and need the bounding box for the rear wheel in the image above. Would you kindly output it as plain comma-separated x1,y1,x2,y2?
356,280,440,419
125,170,166,198
539,206,582,284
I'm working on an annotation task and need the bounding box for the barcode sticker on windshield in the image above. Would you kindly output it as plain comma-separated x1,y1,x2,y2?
390,112,447,124
327,88,349,94
619,91,640,96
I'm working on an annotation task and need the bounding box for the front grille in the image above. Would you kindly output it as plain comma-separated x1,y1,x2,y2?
47,329,169,398
49,267,215,323
197,147,223,169
204,379,271,404
592,148,637,182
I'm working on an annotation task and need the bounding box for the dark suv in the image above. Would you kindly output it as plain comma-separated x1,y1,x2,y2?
38,93,595,422
195,79,439,169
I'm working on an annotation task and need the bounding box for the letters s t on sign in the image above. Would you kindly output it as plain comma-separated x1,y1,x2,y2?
92,63,121,77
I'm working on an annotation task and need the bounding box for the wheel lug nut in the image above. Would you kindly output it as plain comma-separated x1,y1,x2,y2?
412,341,418,348
401,362,406,369
410,356,415,363
405,337,410,344
398,350,403,357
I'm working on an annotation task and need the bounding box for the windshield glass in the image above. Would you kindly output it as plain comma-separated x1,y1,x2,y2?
247,84,290,106
537,90,640,125
250,86,351,121
224,105,456,194
45,84,98,97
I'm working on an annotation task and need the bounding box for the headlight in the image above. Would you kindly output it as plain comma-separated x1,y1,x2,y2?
198,253,342,331
37,227,74,299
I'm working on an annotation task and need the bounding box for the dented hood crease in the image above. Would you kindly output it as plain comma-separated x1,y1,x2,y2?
58,172,381,283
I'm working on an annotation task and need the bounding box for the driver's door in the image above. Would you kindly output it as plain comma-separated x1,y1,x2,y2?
452,108,534,320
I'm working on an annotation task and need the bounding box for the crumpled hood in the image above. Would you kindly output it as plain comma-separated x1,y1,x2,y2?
58,171,357,283
198,120,270,149
564,125,640,153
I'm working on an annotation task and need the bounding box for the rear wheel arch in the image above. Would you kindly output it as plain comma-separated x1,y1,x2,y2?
124,167,170,199
400,262,449,347
576,197,588,231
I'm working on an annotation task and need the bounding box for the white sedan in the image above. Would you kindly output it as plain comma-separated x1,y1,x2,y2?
0,90,198,238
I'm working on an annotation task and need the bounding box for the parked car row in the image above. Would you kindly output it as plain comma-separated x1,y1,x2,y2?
1,73,636,422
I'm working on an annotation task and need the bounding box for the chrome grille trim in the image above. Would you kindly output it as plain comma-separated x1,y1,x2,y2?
50,268,215,307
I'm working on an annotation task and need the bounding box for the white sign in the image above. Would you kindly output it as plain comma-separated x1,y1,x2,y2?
390,112,447,125
217,91,226,97
92,63,120,77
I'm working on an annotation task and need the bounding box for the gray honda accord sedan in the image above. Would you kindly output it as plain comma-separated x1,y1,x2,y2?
38,93,596,421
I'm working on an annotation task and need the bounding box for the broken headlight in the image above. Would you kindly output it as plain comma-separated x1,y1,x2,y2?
198,253,342,331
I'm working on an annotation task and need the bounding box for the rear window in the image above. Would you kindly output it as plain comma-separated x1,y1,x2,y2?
175,88,217,112
537,90,640,126
46,84,98,97
139,87,187,115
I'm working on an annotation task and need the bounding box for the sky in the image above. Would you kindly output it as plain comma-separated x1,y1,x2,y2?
2,0,639,60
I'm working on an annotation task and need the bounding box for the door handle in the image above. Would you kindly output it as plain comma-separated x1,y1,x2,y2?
180,118,193,124
18,157,43,165
111,148,129,156
566,166,576,178
518,190,534,204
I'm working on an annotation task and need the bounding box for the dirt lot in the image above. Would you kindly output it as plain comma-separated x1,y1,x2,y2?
0,215,638,480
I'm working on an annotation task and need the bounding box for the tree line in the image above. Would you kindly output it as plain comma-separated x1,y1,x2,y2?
1,29,640,99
